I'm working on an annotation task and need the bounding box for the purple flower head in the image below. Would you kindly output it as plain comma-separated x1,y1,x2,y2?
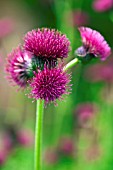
23,28,71,68
6,46,33,88
29,66,71,104
76,27,111,61
93,0,113,12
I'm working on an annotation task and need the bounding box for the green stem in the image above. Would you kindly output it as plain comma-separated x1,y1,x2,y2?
63,58,79,71
52,58,80,144
34,99,44,170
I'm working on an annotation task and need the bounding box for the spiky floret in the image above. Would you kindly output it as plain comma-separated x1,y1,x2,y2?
29,66,71,104
78,27,111,61
6,46,33,88
23,28,71,60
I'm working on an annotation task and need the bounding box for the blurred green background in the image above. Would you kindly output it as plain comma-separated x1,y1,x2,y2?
0,0,113,169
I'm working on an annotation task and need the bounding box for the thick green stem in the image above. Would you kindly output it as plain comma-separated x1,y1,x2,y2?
63,58,79,71
34,99,44,170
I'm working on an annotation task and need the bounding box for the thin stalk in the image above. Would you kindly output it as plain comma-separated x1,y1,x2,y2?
52,58,80,145
34,99,44,170
63,58,79,71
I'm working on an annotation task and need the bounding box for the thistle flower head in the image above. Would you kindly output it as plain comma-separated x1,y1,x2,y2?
6,46,33,88
77,27,111,61
24,28,70,60
29,66,71,104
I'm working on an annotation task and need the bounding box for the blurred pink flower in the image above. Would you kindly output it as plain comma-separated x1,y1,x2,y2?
72,10,89,27
86,145,100,161
0,133,11,165
75,103,97,125
0,17,14,39
44,148,58,164
0,56,2,66
93,0,113,12
3,133,13,151
85,64,113,83
58,137,75,156
17,129,34,147
0,149,7,165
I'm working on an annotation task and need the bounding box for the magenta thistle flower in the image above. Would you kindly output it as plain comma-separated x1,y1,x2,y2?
76,27,111,61
29,66,71,104
23,28,70,63
6,46,33,88
93,0,113,12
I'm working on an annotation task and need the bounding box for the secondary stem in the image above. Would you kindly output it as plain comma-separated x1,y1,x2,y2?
63,58,79,71
34,99,44,170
